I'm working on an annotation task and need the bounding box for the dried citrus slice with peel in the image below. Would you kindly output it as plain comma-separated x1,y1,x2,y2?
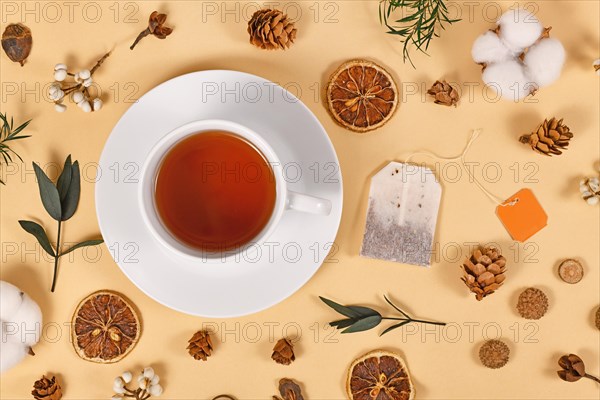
71,290,141,363
347,350,415,400
327,60,398,133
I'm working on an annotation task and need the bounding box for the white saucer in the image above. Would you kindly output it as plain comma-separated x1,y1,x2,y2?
96,70,343,317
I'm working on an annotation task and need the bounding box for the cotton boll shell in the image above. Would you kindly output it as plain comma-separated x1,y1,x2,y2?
524,38,565,87
482,60,534,100
498,8,543,51
0,281,23,321
472,31,513,64
0,339,28,373
9,294,42,346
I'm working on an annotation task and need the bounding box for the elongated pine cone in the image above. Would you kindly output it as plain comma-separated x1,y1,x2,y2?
427,80,460,106
248,9,297,50
187,330,213,361
519,117,573,156
461,246,507,300
32,375,62,400
272,338,295,365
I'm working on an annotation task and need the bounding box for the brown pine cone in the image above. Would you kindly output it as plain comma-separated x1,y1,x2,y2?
427,80,459,106
519,117,573,156
32,375,62,400
272,338,295,365
248,9,297,50
461,246,507,301
187,330,213,361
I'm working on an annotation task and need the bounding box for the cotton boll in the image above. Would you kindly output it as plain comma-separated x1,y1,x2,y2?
10,294,42,346
0,340,28,373
0,281,23,321
482,60,534,101
471,31,513,64
524,38,566,87
498,8,543,52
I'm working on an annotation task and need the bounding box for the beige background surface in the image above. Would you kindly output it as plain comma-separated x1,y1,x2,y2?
1,1,599,399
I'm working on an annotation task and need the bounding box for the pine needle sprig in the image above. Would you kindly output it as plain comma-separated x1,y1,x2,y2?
0,112,31,185
379,0,460,67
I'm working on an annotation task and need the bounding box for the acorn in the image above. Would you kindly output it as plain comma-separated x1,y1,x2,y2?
1,23,32,66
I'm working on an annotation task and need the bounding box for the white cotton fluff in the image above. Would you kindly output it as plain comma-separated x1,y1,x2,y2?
471,31,513,64
482,60,534,100
498,8,543,52
524,38,566,87
0,338,28,372
9,294,42,346
0,281,23,321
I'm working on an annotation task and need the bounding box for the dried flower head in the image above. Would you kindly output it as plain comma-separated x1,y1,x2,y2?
479,340,510,369
517,287,549,320
427,80,460,107
112,367,163,400
130,11,173,50
557,354,600,384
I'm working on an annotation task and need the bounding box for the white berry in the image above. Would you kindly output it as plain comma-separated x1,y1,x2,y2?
54,63,67,71
121,371,132,383
78,69,91,80
82,77,93,87
79,101,92,113
586,196,599,206
54,69,67,81
92,98,103,111
72,91,84,103
54,104,67,113
148,384,163,396
143,367,155,379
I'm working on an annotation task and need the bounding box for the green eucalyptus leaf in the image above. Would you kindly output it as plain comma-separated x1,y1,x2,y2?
380,320,411,336
33,162,61,221
18,220,55,256
329,318,356,329
60,239,104,257
320,296,379,319
56,155,72,201
342,315,382,334
60,160,80,221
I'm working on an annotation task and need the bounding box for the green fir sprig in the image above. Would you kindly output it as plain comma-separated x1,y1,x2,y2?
0,112,31,185
379,0,460,67
19,155,103,292
320,295,446,336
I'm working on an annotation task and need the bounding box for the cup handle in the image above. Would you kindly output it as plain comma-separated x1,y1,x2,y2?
286,191,332,216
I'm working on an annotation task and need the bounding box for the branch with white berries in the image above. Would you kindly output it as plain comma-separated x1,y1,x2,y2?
112,367,163,400
49,51,110,113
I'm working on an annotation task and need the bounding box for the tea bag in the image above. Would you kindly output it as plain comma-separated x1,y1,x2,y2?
360,162,442,267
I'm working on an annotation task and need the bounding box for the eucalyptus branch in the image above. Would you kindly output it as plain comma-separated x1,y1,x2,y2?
320,295,446,336
379,0,460,67
19,155,103,292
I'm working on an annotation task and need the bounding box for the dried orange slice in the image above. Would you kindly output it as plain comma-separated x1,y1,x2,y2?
326,60,398,133
347,350,415,400
71,290,140,363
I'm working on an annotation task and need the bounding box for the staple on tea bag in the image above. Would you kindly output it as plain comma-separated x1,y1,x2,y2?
360,162,442,267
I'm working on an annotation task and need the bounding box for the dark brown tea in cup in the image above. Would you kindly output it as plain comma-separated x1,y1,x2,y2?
154,131,276,252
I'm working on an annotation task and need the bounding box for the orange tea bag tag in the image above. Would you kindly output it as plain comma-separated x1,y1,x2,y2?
496,189,547,242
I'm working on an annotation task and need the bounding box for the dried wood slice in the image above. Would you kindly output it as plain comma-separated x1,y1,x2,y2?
71,290,141,363
326,60,398,133
346,349,414,400
558,259,583,284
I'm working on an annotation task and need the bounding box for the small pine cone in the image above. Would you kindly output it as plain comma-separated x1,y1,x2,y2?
248,9,297,50
272,338,295,365
427,80,459,106
519,117,573,156
187,330,213,361
461,246,507,301
32,375,62,400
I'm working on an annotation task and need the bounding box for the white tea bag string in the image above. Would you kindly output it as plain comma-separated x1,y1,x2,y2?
404,129,518,207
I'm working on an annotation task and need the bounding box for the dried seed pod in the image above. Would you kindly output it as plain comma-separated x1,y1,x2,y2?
1,23,32,66
517,287,549,319
479,339,510,369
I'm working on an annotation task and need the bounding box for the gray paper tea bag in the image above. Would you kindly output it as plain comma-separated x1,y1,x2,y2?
360,162,442,267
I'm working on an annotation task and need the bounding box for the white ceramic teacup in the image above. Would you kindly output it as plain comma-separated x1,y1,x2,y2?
139,119,332,262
